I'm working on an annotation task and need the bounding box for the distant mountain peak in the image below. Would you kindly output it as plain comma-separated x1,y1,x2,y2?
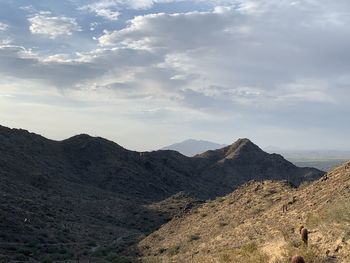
195,138,263,161
227,138,256,151
63,134,128,157
224,138,261,158
161,139,226,156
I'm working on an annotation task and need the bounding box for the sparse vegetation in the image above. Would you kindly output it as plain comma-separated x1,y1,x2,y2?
158,247,166,254
280,244,326,263
219,221,228,227
216,197,225,202
167,245,180,256
307,198,350,229
217,242,269,263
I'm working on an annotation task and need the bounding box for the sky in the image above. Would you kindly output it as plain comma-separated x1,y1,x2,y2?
0,0,349,151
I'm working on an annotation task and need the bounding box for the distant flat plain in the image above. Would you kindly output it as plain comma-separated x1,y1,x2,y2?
276,150,350,171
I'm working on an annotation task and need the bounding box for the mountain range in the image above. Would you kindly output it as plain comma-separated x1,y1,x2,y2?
163,139,350,171
0,125,324,262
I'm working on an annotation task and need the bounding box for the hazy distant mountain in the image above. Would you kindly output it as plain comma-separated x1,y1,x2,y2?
161,139,227,156
0,125,324,261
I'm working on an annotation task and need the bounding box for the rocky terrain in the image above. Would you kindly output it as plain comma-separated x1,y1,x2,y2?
139,161,350,263
0,125,324,262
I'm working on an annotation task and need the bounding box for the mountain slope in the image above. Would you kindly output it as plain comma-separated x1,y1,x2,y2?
139,161,350,263
161,139,226,156
193,138,322,197
0,126,323,201
0,125,324,261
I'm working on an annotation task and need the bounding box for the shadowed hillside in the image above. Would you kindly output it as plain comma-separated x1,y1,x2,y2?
0,125,324,262
193,139,322,197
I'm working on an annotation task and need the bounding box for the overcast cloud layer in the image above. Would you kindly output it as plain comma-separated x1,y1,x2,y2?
0,0,349,150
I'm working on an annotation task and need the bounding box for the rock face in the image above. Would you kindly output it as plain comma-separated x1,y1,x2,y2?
0,125,324,261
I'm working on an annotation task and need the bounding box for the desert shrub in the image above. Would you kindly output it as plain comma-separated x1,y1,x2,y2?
219,222,228,227
17,246,33,256
241,242,258,253
92,247,108,257
188,234,200,241
216,197,225,203
167,245,180,256
219,253,231,262
28,239,41,248
158,248,166,254
88,240,97,246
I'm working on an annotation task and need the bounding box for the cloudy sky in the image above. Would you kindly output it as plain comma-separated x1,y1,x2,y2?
0,0,349,151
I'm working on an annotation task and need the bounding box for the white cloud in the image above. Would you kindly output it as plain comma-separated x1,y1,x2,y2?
81,0,204,20
92,0,350,112
81,1,183,21
2,0,350,149
8,1,350,110
28,13,81,39
82,0,179,12
0,38,12,45
97,10,229,49
96,8,120,20
0,45,103,87
82,5,121,21
0,22,9,31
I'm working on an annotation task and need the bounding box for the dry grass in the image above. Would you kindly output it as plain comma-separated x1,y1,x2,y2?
307,198,350,229
277,243,326,263
217,243,269,263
